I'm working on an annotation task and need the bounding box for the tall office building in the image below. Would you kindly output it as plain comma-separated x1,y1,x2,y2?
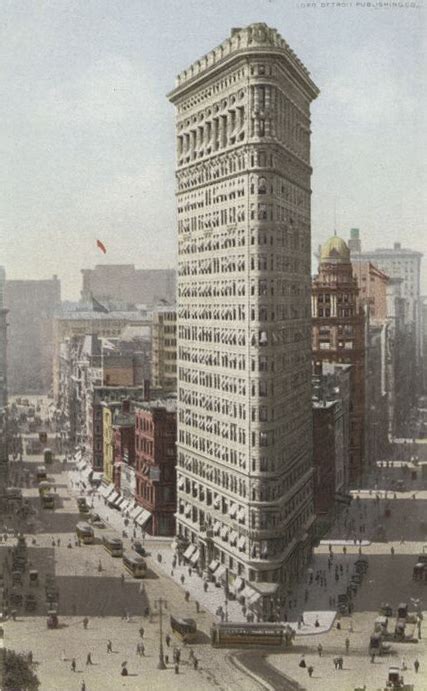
168,23,319,615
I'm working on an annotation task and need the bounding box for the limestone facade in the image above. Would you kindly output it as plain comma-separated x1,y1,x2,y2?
168,23,319,600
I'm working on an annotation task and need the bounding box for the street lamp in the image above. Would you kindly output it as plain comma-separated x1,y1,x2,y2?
154,597,167,670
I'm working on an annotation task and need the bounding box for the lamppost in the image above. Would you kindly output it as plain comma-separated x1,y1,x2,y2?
154,597,167,670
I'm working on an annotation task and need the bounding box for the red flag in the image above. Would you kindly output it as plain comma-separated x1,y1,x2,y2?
96,239,107,254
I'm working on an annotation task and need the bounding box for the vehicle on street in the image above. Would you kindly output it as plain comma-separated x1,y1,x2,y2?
43,448,53,464
122,552,147,578
379,603,393,617
170,615,197,642
77,497,90,514
36,466,47,482
374,616,389,634
397,603,408,619
47,609,58,629
210,622,294,648
132,541,146,557
76,522,94,544
41,493,55,509
368,632,391,655
413,562,427,582
103,536,123,557
394,619,406,640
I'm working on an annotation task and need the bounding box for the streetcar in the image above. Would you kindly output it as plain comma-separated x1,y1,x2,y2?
210,622,292,648
36,466,47,481
122,553,147,578
103,536,123,557
170,615,197,642
41,492,55,509
76,522,95,544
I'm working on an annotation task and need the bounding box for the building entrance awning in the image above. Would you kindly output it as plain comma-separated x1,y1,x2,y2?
129,506,143,521
189,549,200,566
108,491,120,504
208,560,219,573
183,544,197,560
135,509,151,527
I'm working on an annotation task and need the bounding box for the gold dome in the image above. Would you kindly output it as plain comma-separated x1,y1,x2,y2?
320,235,350,264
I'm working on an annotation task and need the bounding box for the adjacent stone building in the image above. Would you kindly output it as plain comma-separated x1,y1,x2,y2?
169,22,319,614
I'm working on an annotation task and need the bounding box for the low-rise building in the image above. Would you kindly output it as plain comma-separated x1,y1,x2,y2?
134,397,177,536
151,307,177,392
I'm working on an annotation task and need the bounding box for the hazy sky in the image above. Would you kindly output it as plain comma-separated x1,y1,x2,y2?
1,0,426,299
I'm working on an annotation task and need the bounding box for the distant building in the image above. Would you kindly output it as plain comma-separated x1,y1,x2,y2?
5,276,61,394
134,397,177,536
0,267,8,507
312,236,366,484
151,307,177,392
81,265,176,307
349,234,423,364
53,305,150,399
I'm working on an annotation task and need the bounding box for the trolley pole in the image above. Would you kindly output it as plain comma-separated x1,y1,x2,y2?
154,597,167,670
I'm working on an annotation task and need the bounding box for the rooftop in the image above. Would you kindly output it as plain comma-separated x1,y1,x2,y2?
320,235,351,265
134,397,177,414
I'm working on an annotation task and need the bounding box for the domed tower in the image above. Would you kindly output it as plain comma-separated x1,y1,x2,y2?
312,235,365,485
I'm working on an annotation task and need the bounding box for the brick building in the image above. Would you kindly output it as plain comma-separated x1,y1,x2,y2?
312,235,366,484
81,265,176,307
134,398,177,536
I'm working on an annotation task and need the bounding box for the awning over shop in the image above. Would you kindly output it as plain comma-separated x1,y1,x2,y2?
189,550,200,566
91,472,103,482
183,544,197,560
99,484,111,498
215,565,226,580
241,585,256,600
108,491,120,504
135,509,151,527
120,500,133,513
248,590,262,605
129,506,143,521
208,560,219,573
233,577,244,593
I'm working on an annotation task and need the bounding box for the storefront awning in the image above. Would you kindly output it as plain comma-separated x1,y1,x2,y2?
129,506,143,521
248,590,262,604
208,560,219,573
189,549,200,566
120,500,133,513
183,544,197,560
108,491,120,504
91,472,103,482
135,509,151,527
233,576,244,593
99,484,112,498
241,585,256,600
215,564,226,581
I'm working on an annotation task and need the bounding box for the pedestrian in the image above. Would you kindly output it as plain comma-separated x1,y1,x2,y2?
174,663,179,674
71,658,76,672
299,655,306,669
81,682,86,691
390,546,395,556
107,640,112,653
308,665,314,678
338,657,343,670
193,657,198,670
203,581,208,593
138,581,145,594
140,642,145,656
121,573,125,585
121,665,128,676
345,637,350,653
180,574,185,585
165,633,171,647
57,538,60,547
188,567,192,577
370,653,375,663
185,590,190,602
86,653,93,665
349,621,354,633
195,600,200,613
315,616,320,628
317,643,323,657
414,658,420,673
336,621,341,631
333,657,339,670
139,626,144,639
176,648,181,664
83,617,89,630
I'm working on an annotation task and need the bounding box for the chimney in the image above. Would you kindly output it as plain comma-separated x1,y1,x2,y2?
144,380,150,401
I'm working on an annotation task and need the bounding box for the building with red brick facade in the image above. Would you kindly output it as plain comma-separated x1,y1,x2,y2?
312,235,366,484
134,398,177,536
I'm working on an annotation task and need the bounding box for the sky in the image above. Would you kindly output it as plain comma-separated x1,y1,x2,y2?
0,0,426,299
